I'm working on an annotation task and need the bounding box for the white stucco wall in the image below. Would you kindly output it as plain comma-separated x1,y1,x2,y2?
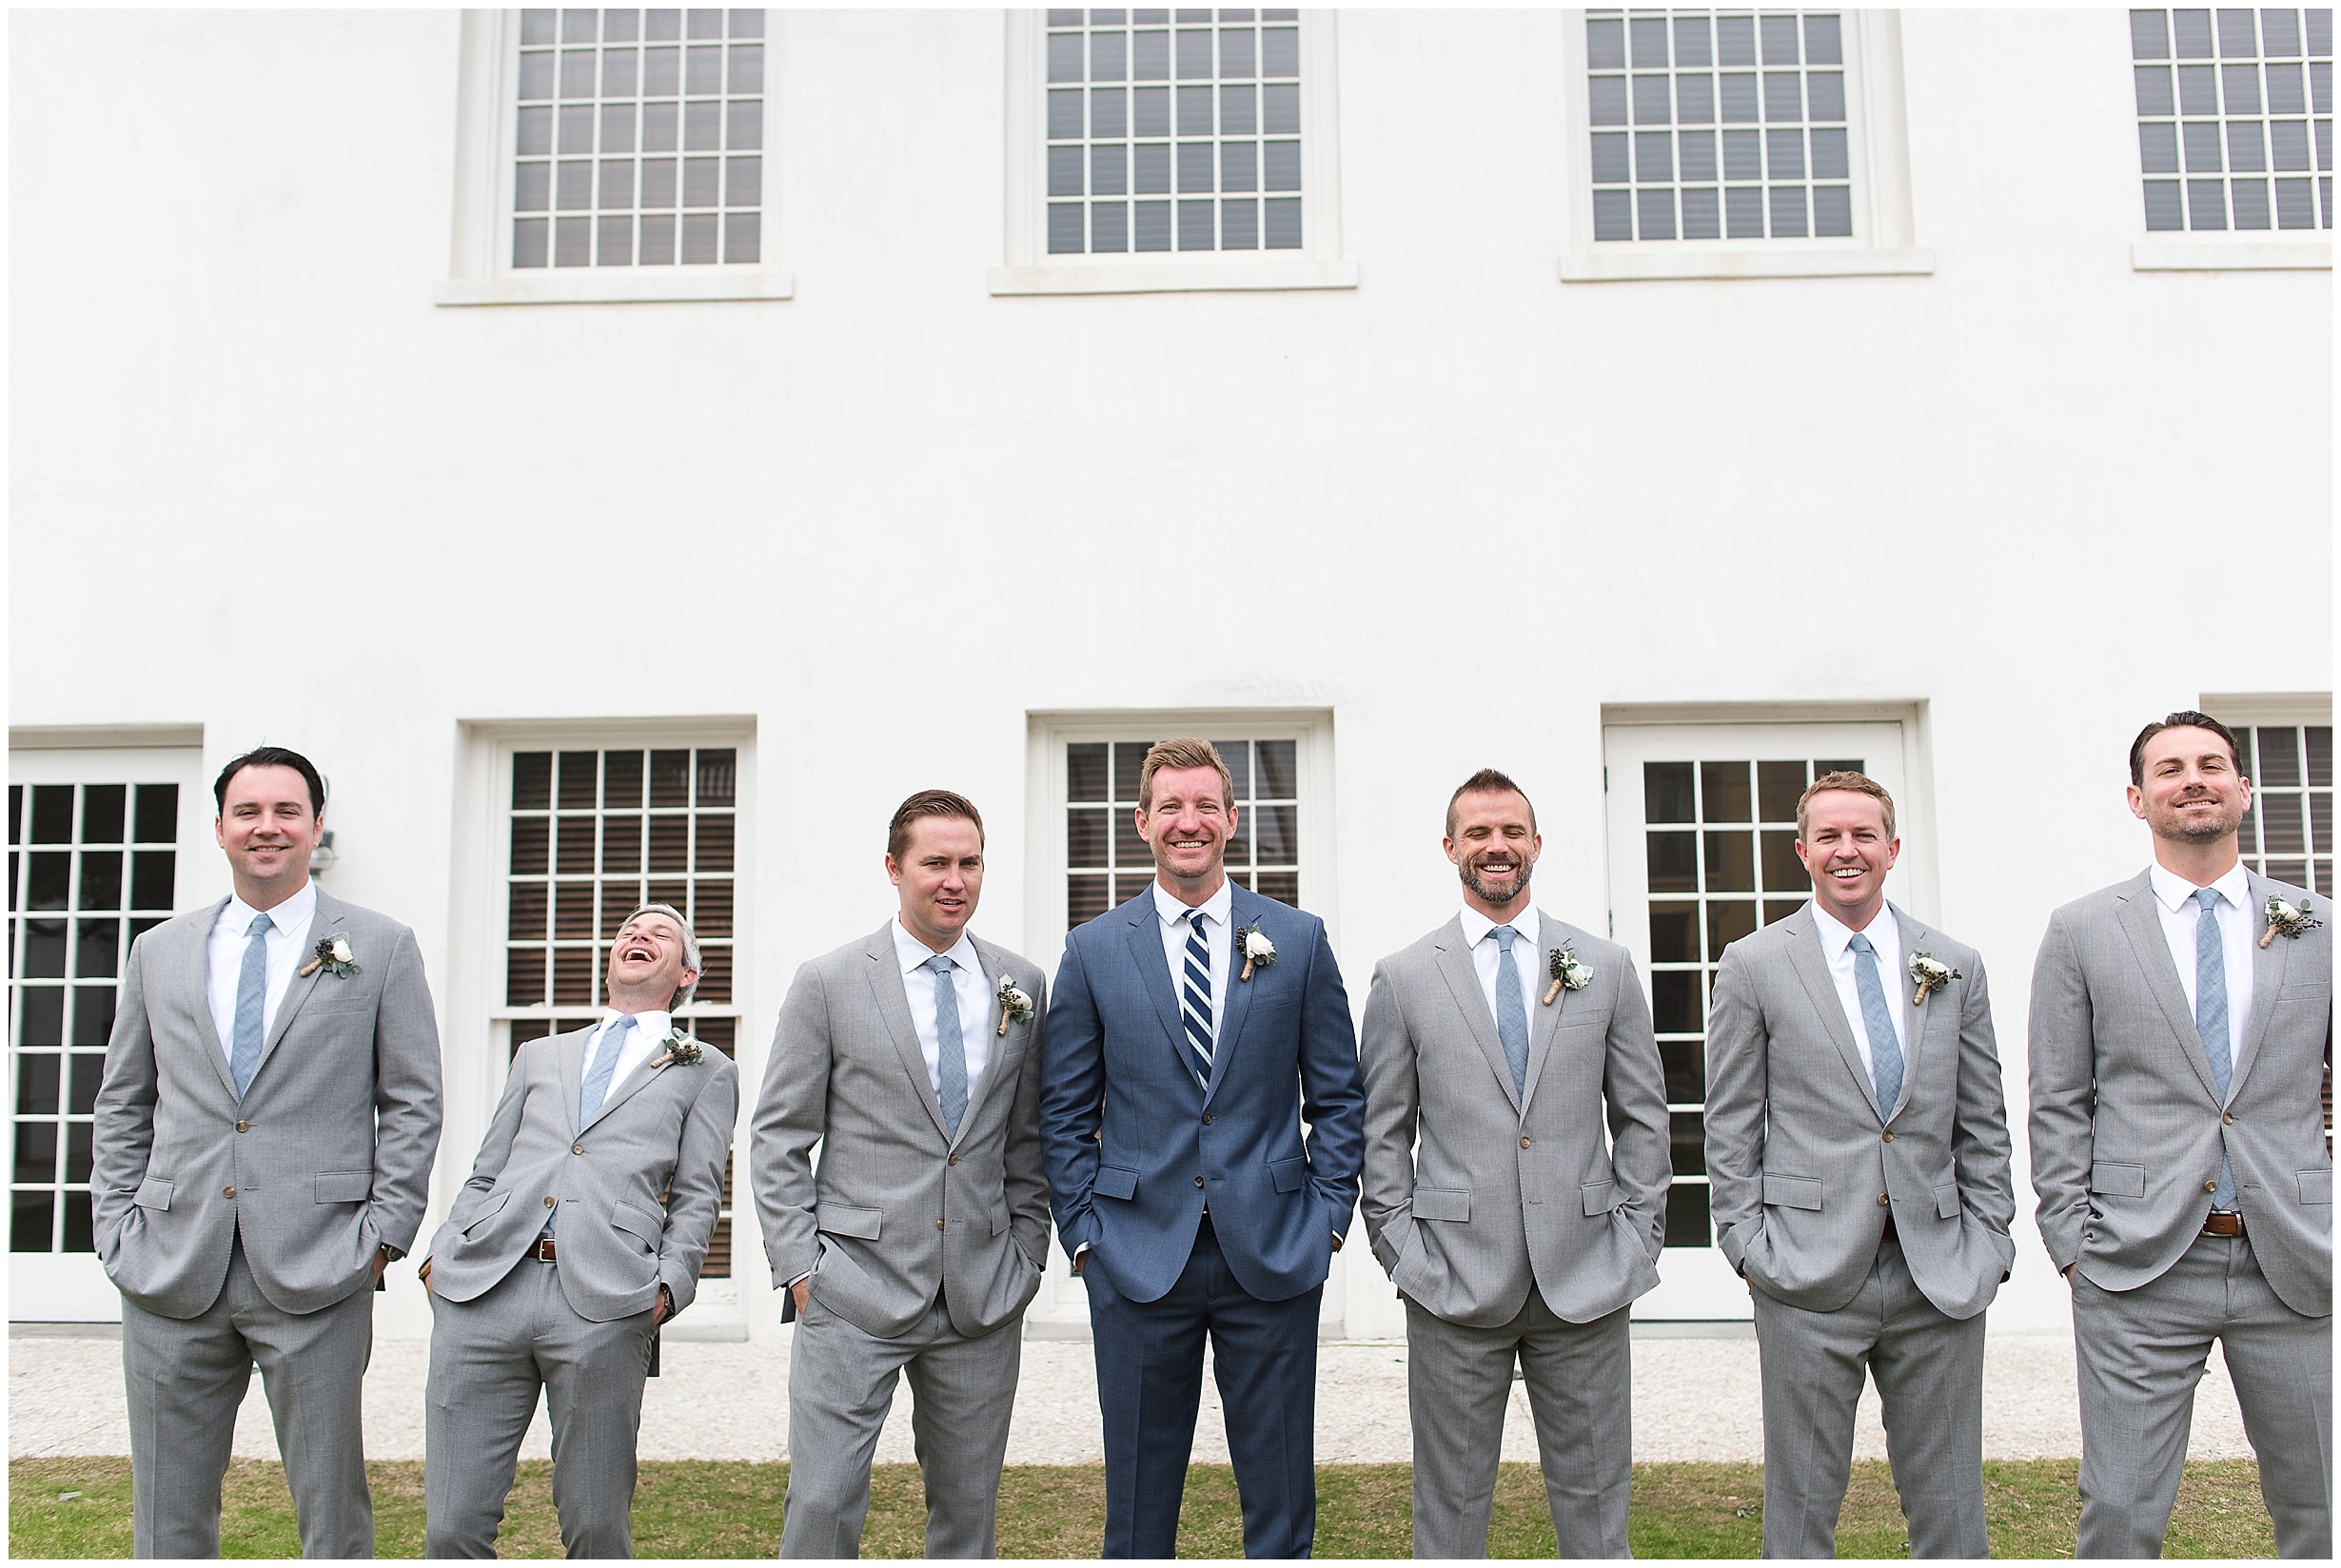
10,10,2330,1341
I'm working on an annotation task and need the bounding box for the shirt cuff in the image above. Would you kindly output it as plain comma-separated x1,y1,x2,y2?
784,1270,812,1288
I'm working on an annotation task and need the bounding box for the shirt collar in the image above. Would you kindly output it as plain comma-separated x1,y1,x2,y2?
892,916,983,979
2149,859,2252,914
226,879,316,940
598,1007,671,1044
1809,897,1894,956
1457,903,1540,950
1153,876,1234,931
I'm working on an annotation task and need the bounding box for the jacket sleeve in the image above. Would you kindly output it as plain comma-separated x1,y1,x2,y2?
657,1055,740,1317
1602,949,1673,1263
1355,958,1420,1274
424,1037,533,1266
1702,944,1769,1275
1003,967,1053,1270
2026,910,2095,1271
368,924,444,1255
750,961,831,1292
1949,950,2016,1239
1297,920,1367,1244
1039,935,1107,1260
90,931,160,1248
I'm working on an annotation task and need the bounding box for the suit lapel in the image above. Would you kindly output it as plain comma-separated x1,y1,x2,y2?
2229,872,2288,1099
185,900,242,1100
248,891,336,1088
1885,907,1928,1124
1204,889,1264,1108
558,1025,588,1136
1783,906,1881,1123
1431,921,1520,1113
1121,897,1190,1084
958,936,1018,1141
866,924,951,1142
583,1029,670,1133
1520,913,1571,1111
2115,874,2224,1104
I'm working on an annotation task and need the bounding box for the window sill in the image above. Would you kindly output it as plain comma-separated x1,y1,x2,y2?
435,271,797,306
2130,240,2331,272
988,260,1360,296
1560,247,1936,283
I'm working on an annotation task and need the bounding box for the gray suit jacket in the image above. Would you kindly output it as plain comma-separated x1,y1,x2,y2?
1359,911,1671,1326
1705,901,2016,1320
423,1022,738,1322
91,891,444,1318
751,924,1051,1340
2029,869,2332,1316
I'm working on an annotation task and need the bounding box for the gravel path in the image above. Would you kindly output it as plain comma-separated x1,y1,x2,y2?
10,1330,2251,1464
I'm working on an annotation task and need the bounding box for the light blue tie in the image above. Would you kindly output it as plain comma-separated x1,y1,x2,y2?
579,1014,634,1128
927,955,969,1138
2194,889,2236,1209
1490,924,1529,1097
228,912,273,1097
1849,932,1903,1121
1180,911,1214,1087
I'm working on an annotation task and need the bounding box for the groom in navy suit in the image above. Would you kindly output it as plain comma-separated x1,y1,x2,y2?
1042,737,1366,1558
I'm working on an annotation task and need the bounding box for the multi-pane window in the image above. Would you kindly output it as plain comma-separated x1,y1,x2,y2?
10,783,178,1256
1065,738,1300,926
512,8,765,270
2234,723,2333,892
1588,10,1852,242
1643,755,1859,1247
1044,9,1304,256
2131,8,2333,232
502,746,738,1273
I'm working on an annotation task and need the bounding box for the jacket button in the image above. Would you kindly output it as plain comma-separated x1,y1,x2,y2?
1881,1130,1894,1142
2223,1113,2235,1125
1519,1136,1532,1149
2205,1180,2219,1193
1202,1113,1212,1124
235,1121,249,1133
949,1154,958,1166
223,1186,236,1198
1194,1175,1205,1187
545,1196,557,1208
1877,1193,1890,1206
572,1144,584,1156
935,1219,946,1230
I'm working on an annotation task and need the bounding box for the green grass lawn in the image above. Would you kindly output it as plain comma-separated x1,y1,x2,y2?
10,1457,2276,1558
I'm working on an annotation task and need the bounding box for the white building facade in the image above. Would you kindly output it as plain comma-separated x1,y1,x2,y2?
10,8,2331,1343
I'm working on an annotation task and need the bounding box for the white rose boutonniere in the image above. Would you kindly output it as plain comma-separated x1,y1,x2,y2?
1542,942,1592,1006
1236,924,1276,982
650,1031,704,1068
995,973,1034,1037
2260,894,2322,950
299,933,361,979
1909,952,1962,1008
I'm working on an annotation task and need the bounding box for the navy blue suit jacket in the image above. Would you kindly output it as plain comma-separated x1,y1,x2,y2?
1041,883,1366,1304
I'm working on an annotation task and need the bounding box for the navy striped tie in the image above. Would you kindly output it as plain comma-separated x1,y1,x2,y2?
1180,910,1214,1087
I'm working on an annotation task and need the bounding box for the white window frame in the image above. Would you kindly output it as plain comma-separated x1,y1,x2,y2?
1559,8,1932,283
439,9,796,307
992,10,1358,296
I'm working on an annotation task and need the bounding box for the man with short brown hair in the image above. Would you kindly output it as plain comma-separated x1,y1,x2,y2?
753,790,1052,1558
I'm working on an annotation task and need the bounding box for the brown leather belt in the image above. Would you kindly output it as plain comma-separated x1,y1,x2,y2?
528,1236,559,1262
2202,1211,2246,1238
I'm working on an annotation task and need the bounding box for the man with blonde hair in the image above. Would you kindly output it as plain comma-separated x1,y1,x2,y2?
1041,738,1365,1558
1704,770,2014,1558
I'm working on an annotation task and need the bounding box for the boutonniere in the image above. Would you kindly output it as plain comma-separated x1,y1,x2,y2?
1909,952,1961,1008
1236,924,1277,981
297,933,360,979
2261,894,2323,949
648,1031,704,1068
1542,942,1592,1005
995,973,1034,1036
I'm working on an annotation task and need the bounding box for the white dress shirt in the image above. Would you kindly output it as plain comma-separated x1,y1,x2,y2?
1456,902,1541,1029
1153,876,1233,1046
206,880,318,1062
584,1007,671,1107
891,918,992,1102
1809,900,1907,1076
2147,860,2253,1072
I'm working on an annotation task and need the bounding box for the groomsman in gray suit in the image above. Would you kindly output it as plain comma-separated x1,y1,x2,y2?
419,903,738,1558
1359,769,1670,1558
753,790,1051,1558
1705,771,2014,1558
91,746,444,1558
2030,712,2331,1558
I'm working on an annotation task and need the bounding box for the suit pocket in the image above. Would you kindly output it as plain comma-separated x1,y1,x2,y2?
989,1200,1012,1237
815,1202,883,1240
1582,1181,1619,1216
2090,1162,2147,1199
611,1201,663,1247
2301,1170,2332,1205
132,1176,173,1211
1411,1186,1470,1223
2278,982,2330,1000
1935,1184,1961,1220
1093,1165,1138,1201
1268,1156,1308,1194
314,1170,372,1204
1762,1174,1822,1211
461,1190,512,1235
